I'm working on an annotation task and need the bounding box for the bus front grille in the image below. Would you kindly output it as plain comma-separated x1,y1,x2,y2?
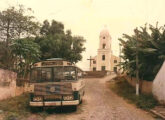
34,83,73,95
44,95,62,101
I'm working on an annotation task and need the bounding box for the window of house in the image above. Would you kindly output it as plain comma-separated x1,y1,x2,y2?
93,60,96,64
101,66,106,71
93,67,96,71
114,60,117,63
103,36,105,39
103,44,106,49
102,55,105,60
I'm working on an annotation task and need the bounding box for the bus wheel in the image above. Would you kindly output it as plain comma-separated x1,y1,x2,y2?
79,98,83,104
79,95,82,104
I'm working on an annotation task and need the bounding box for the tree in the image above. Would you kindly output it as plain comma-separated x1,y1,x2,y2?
119,23,165,81
0,41,14,68
11,38,40,78
0,5,39,45
35,20,86,63
0,5,40,69
40,20,64,35
68,36,86,63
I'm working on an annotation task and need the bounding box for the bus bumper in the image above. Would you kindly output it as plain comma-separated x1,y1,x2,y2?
30,100,79,107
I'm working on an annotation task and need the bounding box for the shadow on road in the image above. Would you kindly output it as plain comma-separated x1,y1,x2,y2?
45,106,77,114
30,106,77,114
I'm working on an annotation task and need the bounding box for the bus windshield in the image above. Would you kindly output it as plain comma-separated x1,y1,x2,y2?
30,66,76,83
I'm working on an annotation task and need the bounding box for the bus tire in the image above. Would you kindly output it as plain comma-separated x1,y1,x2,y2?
79,98,82,104
79,95,82,104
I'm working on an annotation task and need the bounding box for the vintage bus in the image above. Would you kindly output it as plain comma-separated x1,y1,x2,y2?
29,58,85,110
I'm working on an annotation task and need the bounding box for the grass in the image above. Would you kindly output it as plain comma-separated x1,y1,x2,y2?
109,76,158,110
0,94,30,120
0,93,76,120
0,94,47,120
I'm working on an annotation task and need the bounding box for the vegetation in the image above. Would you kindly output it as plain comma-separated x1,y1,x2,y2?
11,38,40,78
0,5,39,70
119,23,165,81
0,94,30,119
109,76,158,110
0,94,79,120
0,94,48,120
35,20,86,63
0,5,86,77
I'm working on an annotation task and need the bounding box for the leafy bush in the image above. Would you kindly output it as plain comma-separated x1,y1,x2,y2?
137,94,158,110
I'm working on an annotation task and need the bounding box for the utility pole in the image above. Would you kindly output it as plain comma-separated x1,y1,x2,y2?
135,28,139,96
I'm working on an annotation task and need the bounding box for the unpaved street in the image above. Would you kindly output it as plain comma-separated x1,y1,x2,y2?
45,75,154,120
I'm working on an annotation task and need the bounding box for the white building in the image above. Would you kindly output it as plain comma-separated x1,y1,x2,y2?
89,27,120,72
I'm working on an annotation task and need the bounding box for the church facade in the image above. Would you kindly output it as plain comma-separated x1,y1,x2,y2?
89,27,120,72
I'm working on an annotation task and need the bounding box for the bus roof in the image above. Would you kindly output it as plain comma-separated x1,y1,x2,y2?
33,58,74,67
32,58,83,72
46,58,64,61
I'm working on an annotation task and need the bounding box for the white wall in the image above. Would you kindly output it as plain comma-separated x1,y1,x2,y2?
97,49,111,71
153,61,165,104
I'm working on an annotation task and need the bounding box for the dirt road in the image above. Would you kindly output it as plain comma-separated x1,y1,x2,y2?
45,75,154,120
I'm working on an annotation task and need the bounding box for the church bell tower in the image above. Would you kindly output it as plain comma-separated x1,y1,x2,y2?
96,26,112,71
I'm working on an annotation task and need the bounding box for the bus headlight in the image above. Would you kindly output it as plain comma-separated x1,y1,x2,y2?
63,95,74,101
33,96,43,102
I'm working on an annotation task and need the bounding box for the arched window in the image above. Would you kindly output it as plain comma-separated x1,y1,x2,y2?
103,44,106,49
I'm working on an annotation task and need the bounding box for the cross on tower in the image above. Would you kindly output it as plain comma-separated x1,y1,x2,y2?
87,56,94,67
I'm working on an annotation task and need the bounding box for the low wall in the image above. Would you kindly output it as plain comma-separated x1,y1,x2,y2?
124,76,153,94
15,82,30,96
84,71,108,78
0,68,17,100
15,78,30,96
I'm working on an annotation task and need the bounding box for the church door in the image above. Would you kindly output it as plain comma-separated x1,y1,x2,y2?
93,67,96,71
101,66,106,71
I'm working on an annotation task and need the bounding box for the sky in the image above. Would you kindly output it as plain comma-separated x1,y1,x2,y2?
0,0,165,70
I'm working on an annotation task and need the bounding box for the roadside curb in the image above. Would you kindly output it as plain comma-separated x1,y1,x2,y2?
150,107,165,119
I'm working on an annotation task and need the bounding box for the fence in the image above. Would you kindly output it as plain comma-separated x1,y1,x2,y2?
84,71,108,78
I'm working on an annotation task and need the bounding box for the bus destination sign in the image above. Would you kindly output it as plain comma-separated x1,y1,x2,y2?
41,61,63,66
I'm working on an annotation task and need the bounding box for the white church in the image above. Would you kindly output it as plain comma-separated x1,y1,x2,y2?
89,26,120,72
